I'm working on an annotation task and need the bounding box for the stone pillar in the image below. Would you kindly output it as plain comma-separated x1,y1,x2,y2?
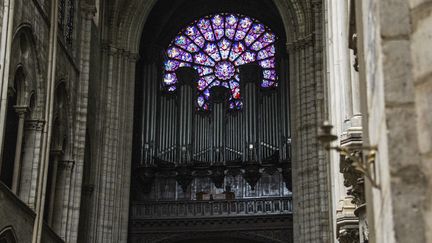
32,0,59,241
11,106,28,194
119,52,138,242
19,119,45,209
0,0,16,165
288,2,332,241
66,3,96,243
47,150,62,226
52,160,74,239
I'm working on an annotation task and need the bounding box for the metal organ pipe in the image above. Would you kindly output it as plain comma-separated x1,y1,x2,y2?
178,83,193,164
141,63,158,166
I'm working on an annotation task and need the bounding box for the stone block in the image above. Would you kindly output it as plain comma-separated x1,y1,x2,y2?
414,79,432,154
382,40,415,104
385,106,420,171
411,9,432,80
408,0,432,9
379,0,411,37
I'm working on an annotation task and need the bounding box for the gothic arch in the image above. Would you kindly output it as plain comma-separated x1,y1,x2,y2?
105,0,311,53
10,24,42,118
94,1,329,242
52,81,70,152
0,226,17,243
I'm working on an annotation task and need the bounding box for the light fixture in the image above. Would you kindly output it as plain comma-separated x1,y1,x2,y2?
318,121,380,189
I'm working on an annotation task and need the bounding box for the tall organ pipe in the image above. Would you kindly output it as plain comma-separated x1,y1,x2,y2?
243,81,258,161
178,83,193,164
142,63,158,165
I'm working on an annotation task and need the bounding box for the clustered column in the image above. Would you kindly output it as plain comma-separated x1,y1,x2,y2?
11,106,29,193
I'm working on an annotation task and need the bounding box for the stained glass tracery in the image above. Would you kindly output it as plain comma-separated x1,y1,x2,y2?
163,13,278,110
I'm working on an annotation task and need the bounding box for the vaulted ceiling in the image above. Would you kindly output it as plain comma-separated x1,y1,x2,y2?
100,0,315,53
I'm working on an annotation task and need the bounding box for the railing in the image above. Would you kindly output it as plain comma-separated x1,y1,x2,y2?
131,197,292,219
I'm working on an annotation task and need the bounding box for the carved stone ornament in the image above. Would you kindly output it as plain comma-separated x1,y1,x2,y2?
340,152,365,205
336,197,360,243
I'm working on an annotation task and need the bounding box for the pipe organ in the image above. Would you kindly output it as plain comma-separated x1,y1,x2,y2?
136,60,292,199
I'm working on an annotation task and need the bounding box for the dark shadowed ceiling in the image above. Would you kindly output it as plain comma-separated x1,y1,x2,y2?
139,0,286,56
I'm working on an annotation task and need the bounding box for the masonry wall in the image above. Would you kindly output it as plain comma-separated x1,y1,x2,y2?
0,0,94,242
0,183,64,243
408,1,432,242
357,0,432,242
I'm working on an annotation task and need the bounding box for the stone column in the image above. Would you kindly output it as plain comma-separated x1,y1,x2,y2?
347,0,362,131
52,160,74,239
0,0,16,165
119,52,139,243
19,120,44,209
11,106,28,193
47,149,63,226
32,0,59,241
66,3,96,243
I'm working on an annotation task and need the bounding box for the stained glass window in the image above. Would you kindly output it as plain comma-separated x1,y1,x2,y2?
162,13,278,111
58,0,74,46
65,0,75,45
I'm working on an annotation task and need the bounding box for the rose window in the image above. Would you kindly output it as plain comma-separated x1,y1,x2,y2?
162,13,278,110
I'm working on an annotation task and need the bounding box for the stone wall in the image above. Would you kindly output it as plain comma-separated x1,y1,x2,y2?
409,0,432,242
0,0,94,242
0,182,64,243
356,0,432,242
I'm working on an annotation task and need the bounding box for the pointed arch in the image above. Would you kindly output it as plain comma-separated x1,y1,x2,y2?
0,226,18,243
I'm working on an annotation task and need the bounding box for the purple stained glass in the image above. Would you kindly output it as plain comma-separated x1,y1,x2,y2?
244,23,265,46
257,45,276,60
164,73,177,85
163,13,279,110
211,14,225,40
197,96,205,107
164,60,179,71
259,57,276,69
194,66,213,76
215,61,235,80
204,43,221,61
218,38,232,59
263,70,277,81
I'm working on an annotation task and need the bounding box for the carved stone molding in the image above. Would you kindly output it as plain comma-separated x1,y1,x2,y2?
58,160,75,170
339,129,368,243
336,197,359,243
24,119,45,131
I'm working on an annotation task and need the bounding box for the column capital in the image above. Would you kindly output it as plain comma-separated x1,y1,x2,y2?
58,160,75,170
82,184,95,196
286,34,314,52
13,105,29,117
50,148,64,157
24,119,45,131
80,3,97,19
